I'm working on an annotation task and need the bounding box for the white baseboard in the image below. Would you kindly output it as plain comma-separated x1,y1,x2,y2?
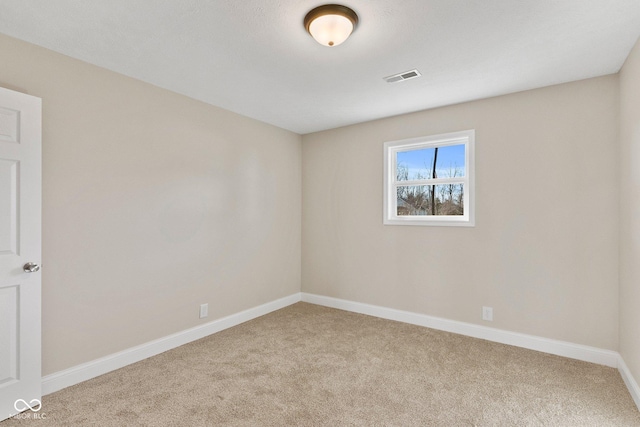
618,356,640,410
301,293,619,368
42,293,302,395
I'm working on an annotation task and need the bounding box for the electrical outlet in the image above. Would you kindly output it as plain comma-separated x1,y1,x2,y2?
482,306,493,321
199,303,208,319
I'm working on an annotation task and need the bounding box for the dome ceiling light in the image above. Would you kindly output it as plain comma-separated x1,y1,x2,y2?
304,4,359,47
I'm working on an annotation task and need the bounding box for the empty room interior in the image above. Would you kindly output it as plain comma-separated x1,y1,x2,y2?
1,1,640,425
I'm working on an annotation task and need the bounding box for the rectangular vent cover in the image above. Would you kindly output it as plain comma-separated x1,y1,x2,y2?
383,69,422,83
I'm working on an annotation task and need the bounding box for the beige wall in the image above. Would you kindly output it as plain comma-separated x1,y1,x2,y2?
0,34,302,375
619,37,640,384
302,76,620,350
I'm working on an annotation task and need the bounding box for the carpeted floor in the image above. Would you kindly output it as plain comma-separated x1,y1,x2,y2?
3,302,639,426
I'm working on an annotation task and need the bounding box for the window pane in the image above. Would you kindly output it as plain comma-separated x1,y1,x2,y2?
396,144,465,181
397,185,464,216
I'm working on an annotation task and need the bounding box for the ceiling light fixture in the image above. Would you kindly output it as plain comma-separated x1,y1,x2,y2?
304,4,358,47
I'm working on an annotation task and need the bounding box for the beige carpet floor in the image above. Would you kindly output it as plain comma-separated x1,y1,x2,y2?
3,302,639,426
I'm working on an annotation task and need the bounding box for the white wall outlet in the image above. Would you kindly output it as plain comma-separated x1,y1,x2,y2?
199,303,208,319
482,306,493,321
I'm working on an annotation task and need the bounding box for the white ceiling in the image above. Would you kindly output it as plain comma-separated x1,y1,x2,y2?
1,1,639,134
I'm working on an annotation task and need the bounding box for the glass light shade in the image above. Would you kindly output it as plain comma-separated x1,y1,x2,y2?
308,14,354,47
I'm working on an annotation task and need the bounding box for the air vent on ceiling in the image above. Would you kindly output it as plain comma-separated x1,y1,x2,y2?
383,69,422,84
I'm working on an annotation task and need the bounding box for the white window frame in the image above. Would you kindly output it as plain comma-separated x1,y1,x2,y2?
383,130,475,226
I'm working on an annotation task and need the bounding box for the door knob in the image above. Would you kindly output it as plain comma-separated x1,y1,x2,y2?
23,262,40,273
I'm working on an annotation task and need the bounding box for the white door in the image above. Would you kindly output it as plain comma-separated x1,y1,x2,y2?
0,87,42,421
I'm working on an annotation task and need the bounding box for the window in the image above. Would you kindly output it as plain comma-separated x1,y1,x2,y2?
384,130,475,226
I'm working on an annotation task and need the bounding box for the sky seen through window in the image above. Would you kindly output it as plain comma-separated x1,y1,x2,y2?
396,144,465,180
